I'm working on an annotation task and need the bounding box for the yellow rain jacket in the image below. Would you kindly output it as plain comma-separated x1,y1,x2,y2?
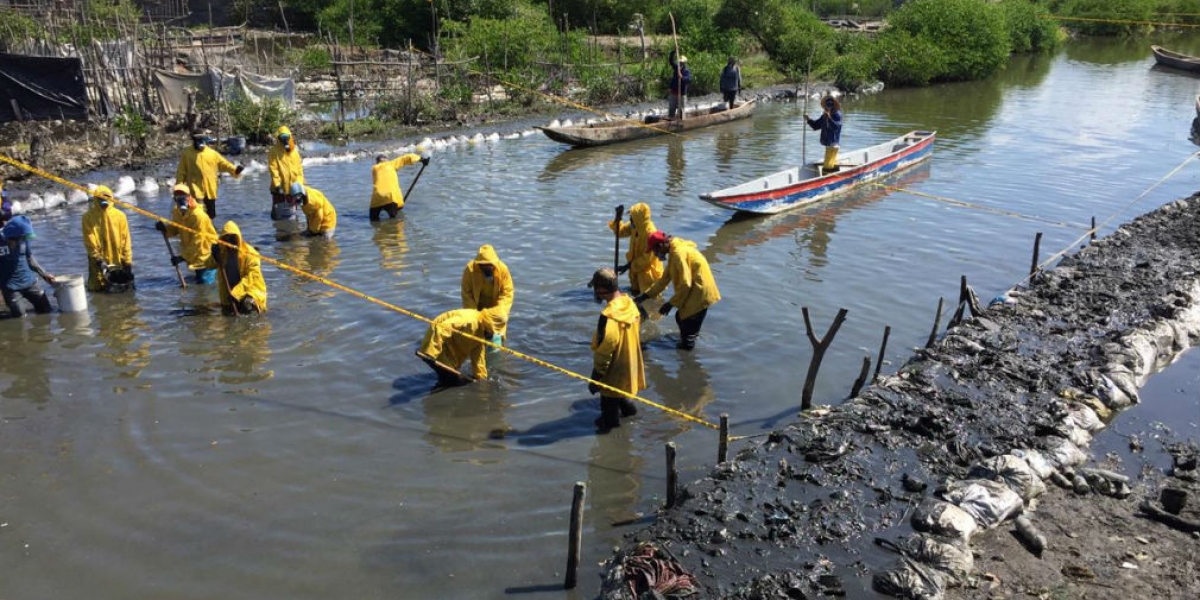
175,146,239,201
165,199,217,269
371,153,422,209
418,308,497,380
214,221,268,313
644,237,721,320
607,202,664,295
81,188,132,291
300,186,337,235
461,244,514,339
591,294,646,397
268,126,305,193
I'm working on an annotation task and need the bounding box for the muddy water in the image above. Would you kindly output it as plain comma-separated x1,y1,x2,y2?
3,37,1200,599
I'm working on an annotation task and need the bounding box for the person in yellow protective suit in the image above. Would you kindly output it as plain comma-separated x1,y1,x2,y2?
213,221,267,315
636,230,721,351
416,307,504,387
607,202,664,296
290,183,337,239
156,183,218,284
587,267,645,433
268,126,305,219
370,153,429,221
81,185,133,292
460,244,514,344
175,132,244,218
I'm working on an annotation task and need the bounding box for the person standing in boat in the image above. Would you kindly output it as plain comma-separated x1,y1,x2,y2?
720,56,742,108
608,203,664,298
806,95,843,172
635,231,721,351
667,51,691,120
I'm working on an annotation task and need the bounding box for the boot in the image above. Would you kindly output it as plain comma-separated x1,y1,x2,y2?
619,398,639,417
595,397,621,433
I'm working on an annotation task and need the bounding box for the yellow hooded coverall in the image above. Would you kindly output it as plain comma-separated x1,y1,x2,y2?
175,146,239,201
165,197,217,269
643,236,721,319
82,187,133,292
418,308,501,380
607,202,665,295
300,186,337,235
371,153,422,209
214,221,268,313
461,244,514,339
268,126,305,194
592,294,646,397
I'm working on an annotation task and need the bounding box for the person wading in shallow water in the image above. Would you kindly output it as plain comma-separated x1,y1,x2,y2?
0,200,55,317
588,267,644,433
636,231,721,350
416,307,506,388
370,153,428,221
175,131,244,218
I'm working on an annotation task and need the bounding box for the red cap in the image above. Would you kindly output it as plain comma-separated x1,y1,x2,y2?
647,230,669,251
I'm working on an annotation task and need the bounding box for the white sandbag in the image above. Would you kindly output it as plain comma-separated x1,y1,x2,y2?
970,455,1046,502
873,557,946,600
1044,437,1088,470
1011,448,1056,480
887,534,974,582
911,499,978,542
1067,403,1104,432
939,479,1023,530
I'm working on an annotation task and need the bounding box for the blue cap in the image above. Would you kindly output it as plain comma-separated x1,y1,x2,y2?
1,215,34,239
289,182,305,196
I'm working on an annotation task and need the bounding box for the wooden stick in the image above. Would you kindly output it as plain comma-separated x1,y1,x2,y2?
665,442,678,509
925,297,944,349
850,355,871,398
1090,216,1097,241
873,325,891,381
160,227,187,288
668,13,682,121
801,307,849,410
718,414,729,463
1030,231,1043,277
564,482,586,589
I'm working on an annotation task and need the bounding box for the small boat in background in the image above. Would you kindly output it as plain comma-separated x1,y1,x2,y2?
699,130,936,214
537,100,756,148
1151,45,1200,73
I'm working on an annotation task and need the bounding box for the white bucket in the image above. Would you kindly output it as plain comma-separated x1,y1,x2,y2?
53,275,88,313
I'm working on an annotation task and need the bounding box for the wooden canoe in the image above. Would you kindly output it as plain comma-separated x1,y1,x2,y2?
699,130,936,214
537,100,756,148
1151,45,1200,73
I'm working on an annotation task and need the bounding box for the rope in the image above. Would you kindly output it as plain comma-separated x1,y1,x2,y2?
0,152,719,431
872,183,1087,229
1040,14,1200,28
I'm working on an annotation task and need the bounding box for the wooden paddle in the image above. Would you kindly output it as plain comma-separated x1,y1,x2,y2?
416,350,475,385
404,158,429,201
218,239,242,316
160,226,187,289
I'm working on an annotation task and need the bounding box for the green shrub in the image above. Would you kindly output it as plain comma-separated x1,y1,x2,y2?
999,1,1060,52
226,97,297,143
1052,0,1155,35
829,51,877,92
114,105,150,155
887,0,1010,82
873,30,947,87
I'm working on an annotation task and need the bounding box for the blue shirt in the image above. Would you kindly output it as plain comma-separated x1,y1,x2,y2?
807,110,843,147
0,218,37,291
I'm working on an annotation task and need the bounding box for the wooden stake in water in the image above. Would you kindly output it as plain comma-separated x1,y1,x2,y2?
718,414,729,463
873,325,891,382
1030,231,1043,277
801,307,848,410
564,482,586,589
925,297,944,349
665,442,678,509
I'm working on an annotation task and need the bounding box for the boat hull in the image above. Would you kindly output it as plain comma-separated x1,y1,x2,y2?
537,101,756,148
699,131,936,214
1152,45,1200,73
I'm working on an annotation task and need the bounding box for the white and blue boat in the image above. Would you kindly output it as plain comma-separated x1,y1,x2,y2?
699,130,936,214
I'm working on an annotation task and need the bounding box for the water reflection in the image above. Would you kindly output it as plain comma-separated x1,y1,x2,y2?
666,138,686,194
422,386,510,459
372,218,408,274
538,146,622,181
1065,36,1154,65
179,312,274,384
0,322,53,402
715,130,740,167
277,238,342,300
644,353,716,436
92,295,150,379
586,427,644,527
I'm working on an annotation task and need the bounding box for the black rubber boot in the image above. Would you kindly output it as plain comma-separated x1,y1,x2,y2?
595,397,621,433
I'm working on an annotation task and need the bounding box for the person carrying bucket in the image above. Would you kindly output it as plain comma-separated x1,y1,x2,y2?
156,183,218,284
176,131,244,218
81,186,133,293
212,221,267,315
370,153,428,221
0,198,55,317
461,244,514,346
268,126,305,221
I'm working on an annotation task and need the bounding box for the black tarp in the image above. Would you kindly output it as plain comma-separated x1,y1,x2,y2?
0,52,88,122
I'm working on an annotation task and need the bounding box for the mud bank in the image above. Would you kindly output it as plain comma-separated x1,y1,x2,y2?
600,195,1200,599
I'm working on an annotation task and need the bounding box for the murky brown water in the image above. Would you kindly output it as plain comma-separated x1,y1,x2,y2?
3,36,1200,599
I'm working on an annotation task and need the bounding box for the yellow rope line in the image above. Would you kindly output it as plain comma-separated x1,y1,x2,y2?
1040,14,1200,28
873,184,1086,229
0,152,719,431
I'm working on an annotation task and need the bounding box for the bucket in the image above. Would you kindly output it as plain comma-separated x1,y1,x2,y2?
223,136,247,156
53,275,87,313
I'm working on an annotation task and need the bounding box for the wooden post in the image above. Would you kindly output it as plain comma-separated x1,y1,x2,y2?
849,355,871,398
925,297,944,349
564,481,585,589
873,325,890,381
1030,232,1043,277
665,442,678,509
718,414,729,463
801,307,849,410
1090,216,1097,241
